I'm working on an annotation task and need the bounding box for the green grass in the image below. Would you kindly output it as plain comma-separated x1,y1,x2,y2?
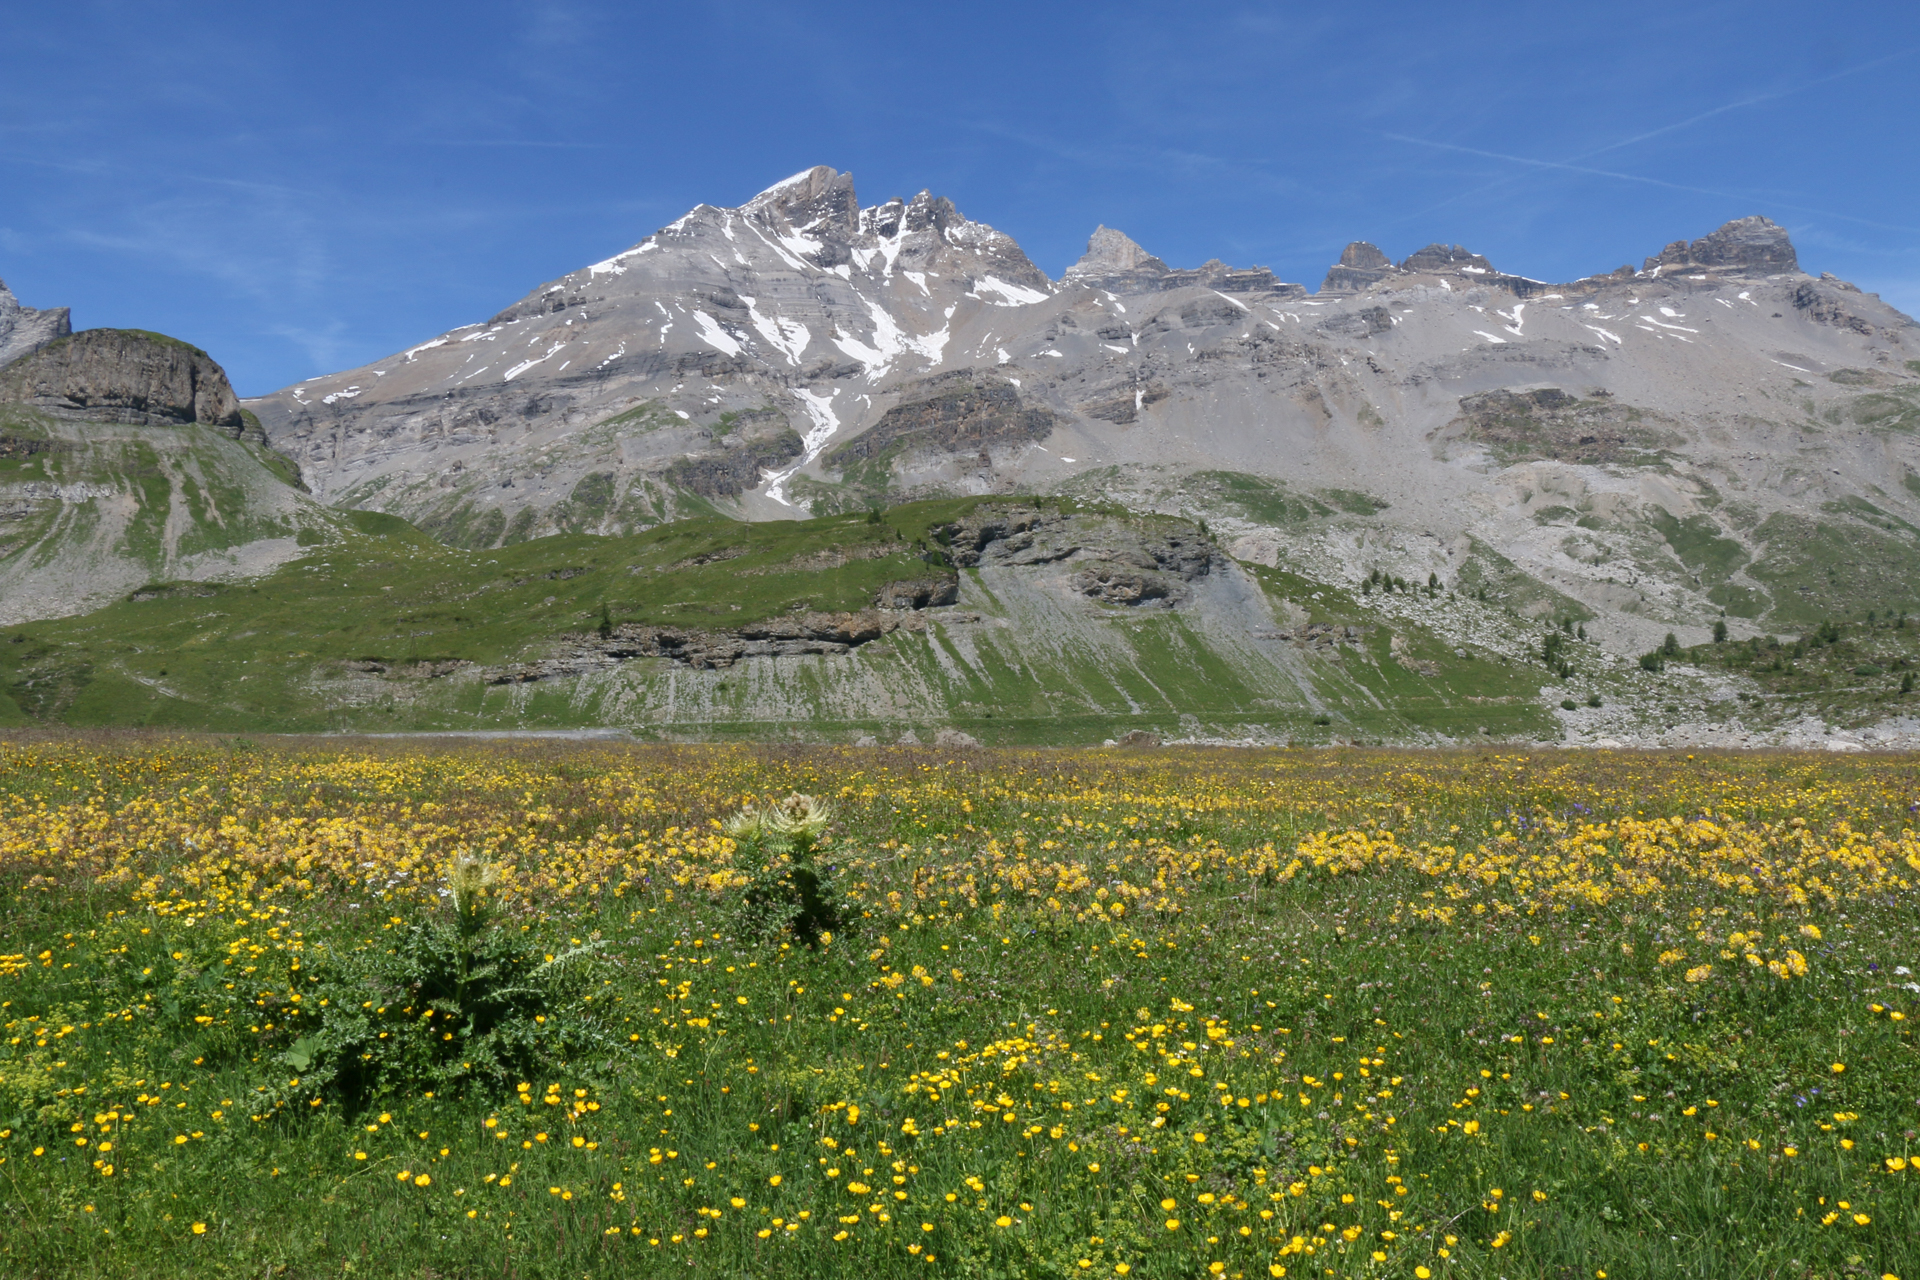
1747,513,1920,627
0,741,1915,1279
1653,615,1920,727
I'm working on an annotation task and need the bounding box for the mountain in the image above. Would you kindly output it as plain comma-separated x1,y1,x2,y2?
247,169,1920,655
8,171,1920,747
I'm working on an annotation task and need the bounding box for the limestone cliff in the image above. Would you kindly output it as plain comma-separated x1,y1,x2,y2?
0,328,246,431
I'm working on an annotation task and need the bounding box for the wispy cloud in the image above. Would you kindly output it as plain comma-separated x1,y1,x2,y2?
1579,45,1920,160
415,139,607,149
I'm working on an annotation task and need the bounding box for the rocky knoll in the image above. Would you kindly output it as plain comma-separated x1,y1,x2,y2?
933,504,1216,605
0,280,71,371
0,329,247,431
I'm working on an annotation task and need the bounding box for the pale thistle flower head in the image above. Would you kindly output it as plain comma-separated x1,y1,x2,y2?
722,808,767,840
447,853,499,922
764,792,831,841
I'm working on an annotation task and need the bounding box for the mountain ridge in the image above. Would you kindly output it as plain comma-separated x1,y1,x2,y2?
8,167,1920,747
235,165,1918,657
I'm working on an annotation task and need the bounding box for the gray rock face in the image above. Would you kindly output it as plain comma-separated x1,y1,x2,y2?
931,504,1213,605
0,280,72,372
494,607,932,677
1064,225,1171,284
1,329,244,429
825,372,1058,471
1321,242,1396,292
1399,244,1494,274
1643,215,1798,275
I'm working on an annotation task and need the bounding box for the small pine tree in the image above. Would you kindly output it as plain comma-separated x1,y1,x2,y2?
1661,632,1681,657
1713,619,1728,644
597,602,613,639
1904,672,1915,694
1576,623,1586,640
1428,572,1439,590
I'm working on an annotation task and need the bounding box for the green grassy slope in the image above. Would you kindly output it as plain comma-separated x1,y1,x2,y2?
0,496,1564,742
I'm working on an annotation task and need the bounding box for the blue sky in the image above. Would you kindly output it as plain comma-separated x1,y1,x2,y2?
4,1,1916,396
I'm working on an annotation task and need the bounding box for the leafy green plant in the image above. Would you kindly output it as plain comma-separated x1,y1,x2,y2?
282,854,612,1107
727,792,847,947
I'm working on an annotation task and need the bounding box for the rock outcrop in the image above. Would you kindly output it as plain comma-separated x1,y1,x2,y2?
1792,276,1876,335
1399,243,1495,275
1317,216,1814,299
1643,215,1798,275
1320,242,1396,293
0,329,245,429
1064,225,1171,285
492,608,931,678
932,504,1215,605
1065,225,1301,296
0,280,72,372
826,373,1059,471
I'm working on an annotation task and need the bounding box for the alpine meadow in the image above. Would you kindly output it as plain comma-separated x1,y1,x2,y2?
6,13,1920,1278
0,737,1915,1279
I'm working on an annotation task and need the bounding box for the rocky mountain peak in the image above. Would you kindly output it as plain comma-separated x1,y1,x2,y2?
1643,215,1798,276
1066,226,1170,279
0,328,244,430
1339,242,1391,271
1321,242,1397,293
745,165,859,234
1399,243,1495,274
0,278,73,371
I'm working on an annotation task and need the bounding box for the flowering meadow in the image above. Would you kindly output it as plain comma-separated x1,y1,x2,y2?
1,736,1916,1280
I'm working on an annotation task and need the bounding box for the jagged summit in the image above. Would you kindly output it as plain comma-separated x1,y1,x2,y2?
745,164,861,240
0,279,72,371
1065,226,1170,279
1644,215,1798,276
1319,216,1802,296
1061,226,1299,297
1321,242,1394,292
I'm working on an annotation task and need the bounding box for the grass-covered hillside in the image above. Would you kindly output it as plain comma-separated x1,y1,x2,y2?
0,494,1568,743
0,404,334,626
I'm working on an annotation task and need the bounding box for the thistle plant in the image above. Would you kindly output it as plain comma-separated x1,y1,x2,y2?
276,850,613,1107
729,792,845,946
